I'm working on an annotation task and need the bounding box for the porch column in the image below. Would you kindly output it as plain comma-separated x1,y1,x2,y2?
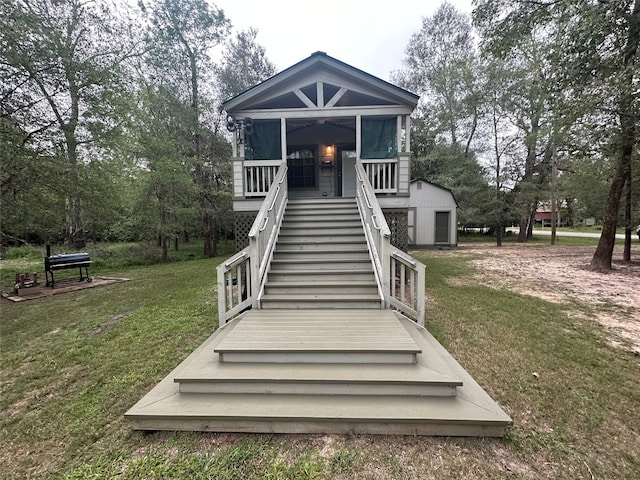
405,115,411,153
397,115,402,154
281,117,287,162
356,114,361,159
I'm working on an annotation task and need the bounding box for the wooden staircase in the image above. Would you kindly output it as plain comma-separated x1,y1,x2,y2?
262,198,381,310
126,198,511,436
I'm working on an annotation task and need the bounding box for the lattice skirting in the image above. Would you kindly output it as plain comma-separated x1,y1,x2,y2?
383,209,408,252
234,212,257,252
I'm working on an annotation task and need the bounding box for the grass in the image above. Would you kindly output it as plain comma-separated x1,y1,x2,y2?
1,244,639,479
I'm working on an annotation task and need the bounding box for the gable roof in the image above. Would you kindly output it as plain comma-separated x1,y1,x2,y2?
222,51,419,113
410,178,459,207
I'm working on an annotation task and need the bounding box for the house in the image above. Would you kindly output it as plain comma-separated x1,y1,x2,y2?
225,51,416,251
408,179,458,247
534,202,565,227
125,53,510,436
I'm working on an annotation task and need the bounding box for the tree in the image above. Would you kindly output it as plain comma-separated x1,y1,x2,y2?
140,0,231,257
474,0,639,269
1,0,140,248
132,85,198,261
396,2,491,229
395,2,481,155
217,28,277,101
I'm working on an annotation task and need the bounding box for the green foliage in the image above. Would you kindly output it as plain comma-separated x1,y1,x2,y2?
217,28,277,101
1,0,142,248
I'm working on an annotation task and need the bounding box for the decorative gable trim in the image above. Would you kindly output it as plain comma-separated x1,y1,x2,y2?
223,52,419,113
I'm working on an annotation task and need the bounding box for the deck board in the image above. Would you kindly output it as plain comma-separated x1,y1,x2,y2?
215,309,420,354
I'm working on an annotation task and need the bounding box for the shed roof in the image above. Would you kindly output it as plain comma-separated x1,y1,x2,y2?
410,178,459,207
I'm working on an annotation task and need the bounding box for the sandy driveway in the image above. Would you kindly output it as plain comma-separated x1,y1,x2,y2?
421,243,640,354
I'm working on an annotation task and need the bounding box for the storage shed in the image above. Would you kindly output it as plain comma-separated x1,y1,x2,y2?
408,179,458,247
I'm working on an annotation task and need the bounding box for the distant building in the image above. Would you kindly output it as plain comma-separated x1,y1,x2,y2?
408,179,458,247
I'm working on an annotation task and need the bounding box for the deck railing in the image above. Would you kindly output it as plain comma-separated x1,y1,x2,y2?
355,160,425,324
361,158,398,193
218,161,287,324
216,248,252,326
248,162,288,308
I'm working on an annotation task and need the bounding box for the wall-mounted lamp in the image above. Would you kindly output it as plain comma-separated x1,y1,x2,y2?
325,144,334,156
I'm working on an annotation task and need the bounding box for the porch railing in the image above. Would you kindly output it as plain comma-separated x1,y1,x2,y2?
248,162,288,308
355,160,425,324
361,158,398,193
217,161,287,325
244,160,282,197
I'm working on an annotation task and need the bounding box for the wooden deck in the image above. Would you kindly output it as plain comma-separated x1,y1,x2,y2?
126,198,511,436
215,310,420,363
126,310,511,436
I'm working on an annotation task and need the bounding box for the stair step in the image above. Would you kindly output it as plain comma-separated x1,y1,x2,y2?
260,294,383,310
269,259,372,270
281,220,362,229
176,362,460,396
277,234,366,243
272,252,370,261
288,198,356,205
215,310,415,363
264,281,377,295
275,245,368,254
280,226,364,235
284,208,358,216
268,269,375,282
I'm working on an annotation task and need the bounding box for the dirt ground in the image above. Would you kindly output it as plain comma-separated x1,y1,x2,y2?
431,243,640,355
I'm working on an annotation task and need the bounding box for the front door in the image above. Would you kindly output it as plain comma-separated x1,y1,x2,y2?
340,149,357,197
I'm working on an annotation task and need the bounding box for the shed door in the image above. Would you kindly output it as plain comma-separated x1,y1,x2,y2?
435,211,450,244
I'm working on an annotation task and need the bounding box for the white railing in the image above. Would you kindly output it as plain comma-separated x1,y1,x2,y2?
217,161,287,324
216,248,252,326
244,160,282,197
248,162,288,308
356,160,425,325
361,158,398,193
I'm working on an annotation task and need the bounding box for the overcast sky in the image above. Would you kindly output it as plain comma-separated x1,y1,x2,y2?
215,0,473,81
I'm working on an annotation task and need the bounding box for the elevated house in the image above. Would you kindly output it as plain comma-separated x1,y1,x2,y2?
229,51,415,251
126,53,510,436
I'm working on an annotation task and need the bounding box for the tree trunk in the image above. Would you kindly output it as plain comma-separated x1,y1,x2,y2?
64,133,85,249
591,0,638,270
162,236,169,263
623,170,632,262
590,116,632,269
203,210,215,258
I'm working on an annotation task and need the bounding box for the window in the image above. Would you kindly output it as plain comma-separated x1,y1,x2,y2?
361,117,397,159
287,146,316,189
245,120,281,160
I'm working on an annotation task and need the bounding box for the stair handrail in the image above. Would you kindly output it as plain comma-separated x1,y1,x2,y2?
248,161,288,308
355,160,426,325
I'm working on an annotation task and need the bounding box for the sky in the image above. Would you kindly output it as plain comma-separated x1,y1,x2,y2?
215,0,473,82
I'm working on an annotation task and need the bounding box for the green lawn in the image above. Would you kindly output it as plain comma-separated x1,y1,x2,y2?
1,246,638,479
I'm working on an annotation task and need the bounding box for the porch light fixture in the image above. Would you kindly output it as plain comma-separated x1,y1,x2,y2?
325,144,334,156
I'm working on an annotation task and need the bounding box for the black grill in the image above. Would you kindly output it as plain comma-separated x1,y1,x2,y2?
44,246,91,287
